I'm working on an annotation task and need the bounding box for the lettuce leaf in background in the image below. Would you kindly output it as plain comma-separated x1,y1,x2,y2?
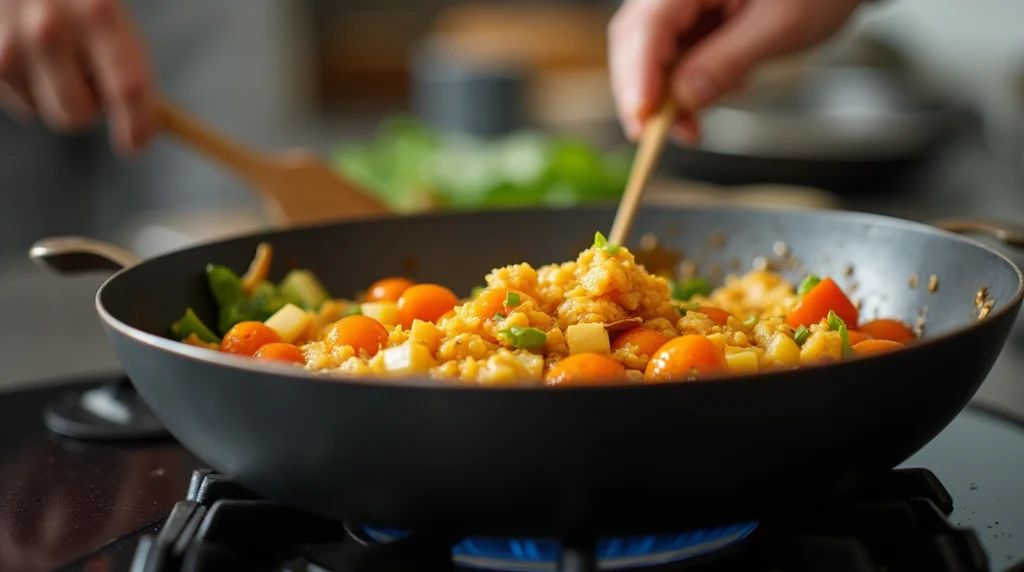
332,116,632,212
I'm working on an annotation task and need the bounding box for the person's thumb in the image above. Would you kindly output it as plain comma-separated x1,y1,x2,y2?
669,4,802,112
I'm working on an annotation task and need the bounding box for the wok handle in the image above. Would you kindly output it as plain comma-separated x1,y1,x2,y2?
932,218,1024,248
28,236,142,274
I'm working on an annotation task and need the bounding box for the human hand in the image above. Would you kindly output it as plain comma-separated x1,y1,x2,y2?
609,0,865,144
0,0,156,154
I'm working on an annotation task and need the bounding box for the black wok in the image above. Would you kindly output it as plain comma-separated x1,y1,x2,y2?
31,205,1024,541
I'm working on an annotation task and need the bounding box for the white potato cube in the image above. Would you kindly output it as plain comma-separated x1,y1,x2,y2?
361,302,399,326
566,323,610,355
382,342,436,375
263,303,311,343
766,332,801,366
725,350,759,375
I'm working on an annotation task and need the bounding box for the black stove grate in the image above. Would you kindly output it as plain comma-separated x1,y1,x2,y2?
124,468,991,572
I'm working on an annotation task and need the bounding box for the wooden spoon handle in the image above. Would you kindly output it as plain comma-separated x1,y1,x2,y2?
155,99,270,184
608,97,676,245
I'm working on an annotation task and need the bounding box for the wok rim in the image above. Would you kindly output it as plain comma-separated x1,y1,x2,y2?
94,204,1024,392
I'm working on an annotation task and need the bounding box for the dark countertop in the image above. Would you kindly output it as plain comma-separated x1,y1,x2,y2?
0,380,199,572
1,377,1023,572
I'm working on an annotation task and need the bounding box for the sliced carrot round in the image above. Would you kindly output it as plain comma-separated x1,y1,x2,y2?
846,329,873,346
221,321,281,356
254,343,306,364
852,339,904,357
546,353,627,386
611,327,669,358
468,287,535,319
325,315,390,357
786,277,859,329
693,306,732,326
365,277,414,302
858,319,916,344
397,284,460,328
644,335,726,382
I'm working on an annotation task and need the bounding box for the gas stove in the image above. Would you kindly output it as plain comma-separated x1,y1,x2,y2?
62,467,994,572
2,376,1023,572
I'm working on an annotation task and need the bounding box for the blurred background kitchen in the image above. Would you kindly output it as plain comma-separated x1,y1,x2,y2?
2,0,1023,411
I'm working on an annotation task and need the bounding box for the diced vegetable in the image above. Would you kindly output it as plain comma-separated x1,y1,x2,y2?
766,333,801,366
858,319,915,343
610,327,668,358
743,315,759,327
264,303,312,344
797,274,821,296
206,264,243,308
325,315,390,356
693,306,732,326
360,302,400,327
241,242,273,296
786,277,858,328
793,325,810,345
396,284,460,328
671,277,711,301
365,277,413,303
566,323,610,355
852,339,904,357
800,330,844,363
280,269,330,310
382,342,437,374
221,321,281,356
254,343,306,364
504,292,521,307
644,334,727,381
546,353,626,386
725,350,759,375
181,333,220,350
501,326,548,350
827,310,854,359
409,319,441,350
171,308,219,344
592,232,621,255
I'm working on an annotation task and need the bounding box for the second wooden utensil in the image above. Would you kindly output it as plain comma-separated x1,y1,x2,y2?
156,100,391,227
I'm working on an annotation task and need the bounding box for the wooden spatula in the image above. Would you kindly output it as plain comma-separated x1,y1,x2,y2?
156,100,391,227
607,10,724,246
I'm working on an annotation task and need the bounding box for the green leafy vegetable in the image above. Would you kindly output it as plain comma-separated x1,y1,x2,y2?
171,308,220,344
494,312,507,320
206,264,291,335
206,264,243,308
793,325,810,345
331,117,631,213
500,326,547,350
743,316,759,327
797,274,821,296
592,231,621,255
279,269,330,310
827,310,855,358
671,277,711,301
505,292,521,307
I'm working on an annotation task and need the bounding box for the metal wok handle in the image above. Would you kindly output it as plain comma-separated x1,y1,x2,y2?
29,236,142,274
932,218,1024,248
26,236,166,442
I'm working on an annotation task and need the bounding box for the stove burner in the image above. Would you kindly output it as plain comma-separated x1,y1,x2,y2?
361,523,758,570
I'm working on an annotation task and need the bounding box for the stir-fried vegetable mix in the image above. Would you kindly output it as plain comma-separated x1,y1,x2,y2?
170,233,917,385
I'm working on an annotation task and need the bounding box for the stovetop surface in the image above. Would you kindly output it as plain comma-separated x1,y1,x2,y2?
1,377,1023,572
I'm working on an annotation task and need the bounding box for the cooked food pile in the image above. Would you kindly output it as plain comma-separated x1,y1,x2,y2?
170,233,916,385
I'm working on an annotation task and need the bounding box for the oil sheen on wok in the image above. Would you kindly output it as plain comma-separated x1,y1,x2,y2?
168,232,917,385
